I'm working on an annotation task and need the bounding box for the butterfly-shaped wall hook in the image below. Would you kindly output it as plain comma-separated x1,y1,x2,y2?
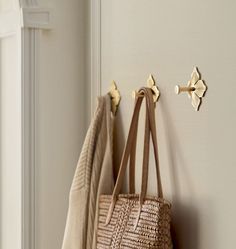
109,81,121,115
132,74,160,104
175,67,207,111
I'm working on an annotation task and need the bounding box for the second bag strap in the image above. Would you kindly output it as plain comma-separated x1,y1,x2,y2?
139,88,163,205
105,87,163,225
129,88,163,199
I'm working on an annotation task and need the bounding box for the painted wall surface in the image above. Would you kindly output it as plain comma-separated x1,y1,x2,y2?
1,1,235,249
100,1,236,248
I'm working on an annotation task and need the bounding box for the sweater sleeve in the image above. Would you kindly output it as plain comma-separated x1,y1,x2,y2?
61,97,105,249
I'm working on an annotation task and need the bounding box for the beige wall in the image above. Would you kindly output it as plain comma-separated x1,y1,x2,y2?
1,0,235,249
99,0,236,248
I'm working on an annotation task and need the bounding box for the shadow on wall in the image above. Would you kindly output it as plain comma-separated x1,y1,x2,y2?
171,202,199,249
159,96,200,249
113,94,200,249
113,107,125,181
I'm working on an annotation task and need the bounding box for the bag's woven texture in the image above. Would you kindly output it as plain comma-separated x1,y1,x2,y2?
96,88,173,249
97,195,171,249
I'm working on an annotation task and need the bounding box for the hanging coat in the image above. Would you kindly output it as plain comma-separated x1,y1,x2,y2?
62,94,115,249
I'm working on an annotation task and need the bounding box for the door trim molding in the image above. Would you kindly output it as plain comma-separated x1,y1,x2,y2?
20,2,52,249
21,7,52,29
0,7,52,38
21,27,39,249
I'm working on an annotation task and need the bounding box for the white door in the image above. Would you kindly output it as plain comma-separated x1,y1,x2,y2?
0,1,87,249
90,0,236,248
0,1,22,249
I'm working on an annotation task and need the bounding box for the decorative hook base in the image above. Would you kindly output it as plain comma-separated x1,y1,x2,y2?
175,67,207,111
132,74,160,103
109,81,121,115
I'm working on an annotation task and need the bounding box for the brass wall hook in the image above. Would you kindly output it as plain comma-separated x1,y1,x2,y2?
109,81,121,115
132,74,160,103
175,67,207,111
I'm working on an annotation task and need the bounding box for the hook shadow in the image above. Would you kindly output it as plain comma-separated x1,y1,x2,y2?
159,96,200,249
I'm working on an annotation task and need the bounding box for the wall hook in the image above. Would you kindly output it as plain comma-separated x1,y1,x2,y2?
175,67,207,111
132,74,160,103
109,81,121,115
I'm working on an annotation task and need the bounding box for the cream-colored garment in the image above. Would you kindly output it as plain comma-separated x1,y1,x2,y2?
62,95,114,249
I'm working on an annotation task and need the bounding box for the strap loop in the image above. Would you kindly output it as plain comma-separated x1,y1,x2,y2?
106,87,163,225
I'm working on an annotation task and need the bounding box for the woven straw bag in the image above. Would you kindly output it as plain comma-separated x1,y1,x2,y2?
96,88,172,249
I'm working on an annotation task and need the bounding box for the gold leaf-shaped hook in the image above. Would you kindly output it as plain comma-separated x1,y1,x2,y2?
109,81,121,115
175,67,207,111
147,74,160,102
132,74,160,103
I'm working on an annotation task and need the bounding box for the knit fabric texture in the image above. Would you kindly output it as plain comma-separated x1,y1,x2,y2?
62,94,114,249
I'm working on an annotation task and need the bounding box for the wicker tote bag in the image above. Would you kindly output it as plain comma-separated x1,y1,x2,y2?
96,87,172,249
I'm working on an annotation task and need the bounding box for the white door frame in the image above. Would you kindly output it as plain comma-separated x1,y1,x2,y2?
21,3,51,249
0,1,51,248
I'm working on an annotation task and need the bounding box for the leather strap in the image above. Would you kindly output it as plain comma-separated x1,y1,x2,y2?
129,152,136,193
129,104,139,194
129,89,153,194
139,88,163,203
129,89,163,198
105,87,163,225
145,88,163,198
139,95,150,204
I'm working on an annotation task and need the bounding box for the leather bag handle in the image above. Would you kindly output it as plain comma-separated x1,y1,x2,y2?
129,89,162,197
129,90,150,195
139,88,163,203
105,87,163,225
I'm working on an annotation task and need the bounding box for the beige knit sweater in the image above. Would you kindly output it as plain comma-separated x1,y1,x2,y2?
62,95,114,249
